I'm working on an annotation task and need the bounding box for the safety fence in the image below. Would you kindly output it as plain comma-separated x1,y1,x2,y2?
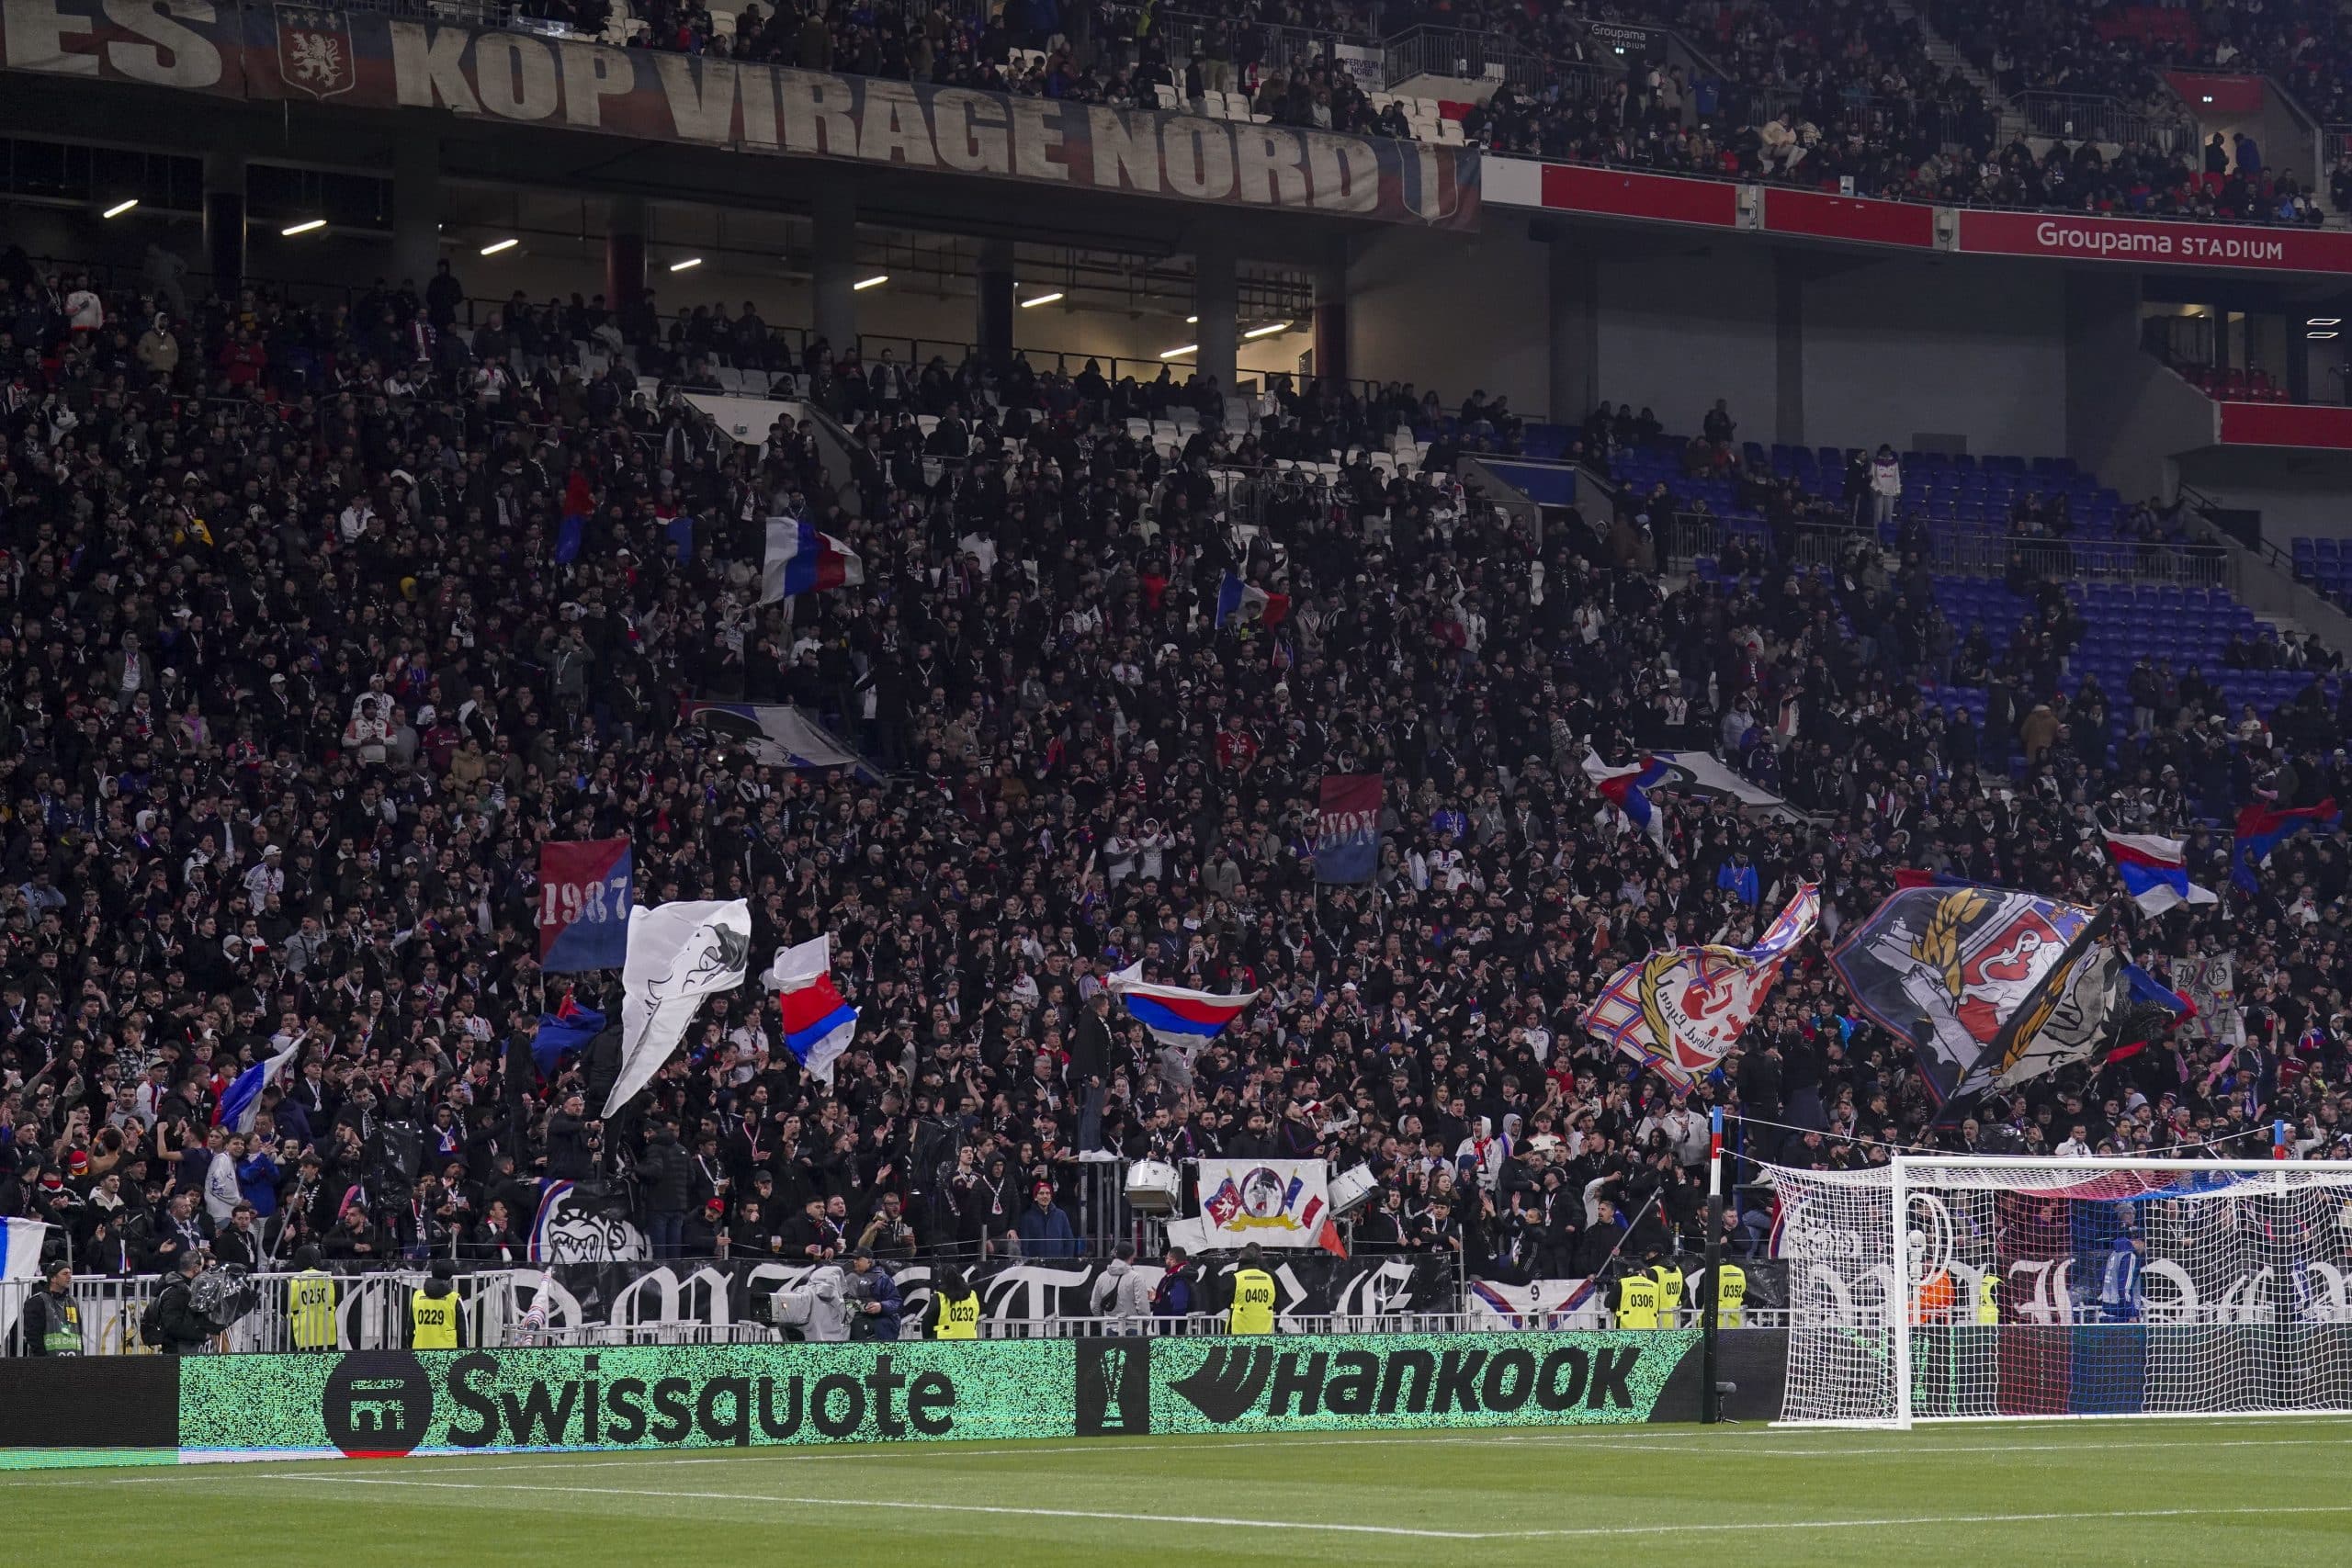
2016,90,2188,155
1660,512,2231,587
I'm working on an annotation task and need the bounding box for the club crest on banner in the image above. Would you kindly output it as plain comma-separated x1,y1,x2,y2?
276,6,356,99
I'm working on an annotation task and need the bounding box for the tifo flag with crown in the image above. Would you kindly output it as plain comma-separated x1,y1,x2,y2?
2233,799,2340,892
2101,829,2218,917
1107,963,1257,1058
767,935,859,1085
1194,1157,1343,1252
762,520,865,602
214,1038,301,1134
1584,751,1671,858
1583,884,1820,1088
1215,571,1290,628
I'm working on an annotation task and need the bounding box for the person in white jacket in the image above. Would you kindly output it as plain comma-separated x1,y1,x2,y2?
1089,1242,1155,1331
1870,445,1903,525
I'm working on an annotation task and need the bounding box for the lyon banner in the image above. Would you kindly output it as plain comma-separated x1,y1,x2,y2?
1315,773,1382,884
536,838,632,972
1190,1158,1332,1249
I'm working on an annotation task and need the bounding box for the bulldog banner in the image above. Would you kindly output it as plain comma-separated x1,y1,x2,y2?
0,0,1480,228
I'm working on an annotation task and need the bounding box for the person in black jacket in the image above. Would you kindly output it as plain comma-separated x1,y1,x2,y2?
639,1119,694,1258
153,1251,216,1355
546,1091,600,1180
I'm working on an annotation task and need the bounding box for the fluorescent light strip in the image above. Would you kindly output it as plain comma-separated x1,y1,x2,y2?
1244,322,1289,339
1159,344,1196,359
2310,317,2342,327
854,275,888,290
280,219,326,236
480,238,519,255
669,257,702,272
102,198,138,219
1021,291,1063,308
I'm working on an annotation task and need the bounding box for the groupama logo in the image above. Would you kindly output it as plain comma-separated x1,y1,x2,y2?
1167,1342,1649,1424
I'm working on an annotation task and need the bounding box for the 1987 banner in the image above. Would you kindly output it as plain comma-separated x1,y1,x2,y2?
0,0,1479,229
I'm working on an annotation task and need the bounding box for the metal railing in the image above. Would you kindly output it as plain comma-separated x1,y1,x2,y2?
1380,25,1564,94
1,1269,514,1355
2016,91,2186,155
1660,512,2230,588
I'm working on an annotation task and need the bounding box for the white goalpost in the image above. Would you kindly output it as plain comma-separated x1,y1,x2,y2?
1765,1156,2352,1427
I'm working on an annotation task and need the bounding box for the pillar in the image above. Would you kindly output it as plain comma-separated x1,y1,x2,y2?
1774,249,1806,448
202,146,245,298
1546,236,1597,423
392,135,440,293
977,237,1014,366
1194,233,1238,391
811,182,857,359
1312,252,1348,386
605,195,646,311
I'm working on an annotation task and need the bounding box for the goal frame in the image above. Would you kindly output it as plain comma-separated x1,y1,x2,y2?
1887,1156,2310,1429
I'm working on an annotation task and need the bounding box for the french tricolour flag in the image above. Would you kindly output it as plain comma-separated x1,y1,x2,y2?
1584,751,1671,857
2102,829,2218,917
1215,572,1290,629
768,935,858,1085
762,520,865,604
213,1037,302,1134
1107,962,1258,1058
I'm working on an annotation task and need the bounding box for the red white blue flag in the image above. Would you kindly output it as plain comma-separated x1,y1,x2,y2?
1107,963,1257,1058
2100,829,2217,917
767,935,858,1085
761,520,865,602
1584,751,1672,858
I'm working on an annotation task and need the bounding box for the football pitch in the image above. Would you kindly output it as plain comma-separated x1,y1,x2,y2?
15,1418,2352,1565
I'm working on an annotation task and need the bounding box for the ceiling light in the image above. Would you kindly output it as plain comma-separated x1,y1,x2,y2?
2310,331,2339,341
2310,317,2341,327
1159,344,1196,359
480,238,519,256
1244,322,1289,339
669,256,702,272
101,198,138,219
854,274,888,290
1021,291,1063,308
280,219,326,236
1186,315,1199,324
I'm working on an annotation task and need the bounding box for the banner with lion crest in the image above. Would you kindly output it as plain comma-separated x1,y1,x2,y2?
1582,884,1820,1088
1828,884,2107,1109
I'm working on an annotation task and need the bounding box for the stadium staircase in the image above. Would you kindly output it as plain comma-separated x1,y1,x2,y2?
1883,0,2028,144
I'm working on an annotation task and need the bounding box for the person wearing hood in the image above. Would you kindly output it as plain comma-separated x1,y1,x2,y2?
847,1247,903,1341
1089,1241,1152,1328
409,1259,464,1349
923,1266,982,1339
776,1262,853,1341
21,1261,81,1355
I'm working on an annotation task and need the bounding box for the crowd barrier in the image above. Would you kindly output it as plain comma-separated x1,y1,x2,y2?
0,1328,1792,1468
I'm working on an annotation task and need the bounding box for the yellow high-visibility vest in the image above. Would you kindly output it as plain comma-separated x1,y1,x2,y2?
1715,1264,1747,1328
288,1270,338,1350
1976,1272,2000,1325
411,1289,458,1349
1227,1269,1277,1335
934,1291,980,1340
1616,1272,1661,1329
1652,1265,1685,1325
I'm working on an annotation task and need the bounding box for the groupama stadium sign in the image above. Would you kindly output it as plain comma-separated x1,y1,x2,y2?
0,0,1478,229
0,1331,1702,1467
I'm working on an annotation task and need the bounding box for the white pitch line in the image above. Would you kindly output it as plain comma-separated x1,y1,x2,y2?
268,1475,2352,1541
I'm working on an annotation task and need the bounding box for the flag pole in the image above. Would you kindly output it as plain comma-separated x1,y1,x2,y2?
1701,1104,1724,1424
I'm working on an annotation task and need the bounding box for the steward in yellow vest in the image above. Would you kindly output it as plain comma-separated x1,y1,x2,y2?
925,1268,982,1339
410,1262,463,1350
1976,1270,2000,1325
1615,1269,1661,1329
1227,1243,1278,1335
1651,1262,1685,1325
288,1246,338,1351
1713,1262,1747,1328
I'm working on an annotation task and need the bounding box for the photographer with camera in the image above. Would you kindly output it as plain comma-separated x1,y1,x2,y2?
141,1250,219,1355
845,1247,903,1340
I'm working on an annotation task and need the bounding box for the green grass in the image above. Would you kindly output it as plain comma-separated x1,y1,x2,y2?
16,1419,2352,1565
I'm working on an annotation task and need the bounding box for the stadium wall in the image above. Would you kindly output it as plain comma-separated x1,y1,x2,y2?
1348,215,1555,416
0,1329,1790,1468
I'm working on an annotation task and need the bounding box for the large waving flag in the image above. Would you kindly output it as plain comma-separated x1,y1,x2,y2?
1314,773,1383,885
766,935,859,1085
2233,799,2340,892
537,838,633,973
605,899,752,1117
533,997,606,1077
2101,829,2218,917
1583,884,1820,1087
1108,962,1258,1058
679,702,875,775
214,1037,302,1134
1584,751,1671,858
1216,571,1290,629
762,520,865,602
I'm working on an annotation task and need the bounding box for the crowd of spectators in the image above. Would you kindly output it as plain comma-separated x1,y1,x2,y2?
4,232,2352,1315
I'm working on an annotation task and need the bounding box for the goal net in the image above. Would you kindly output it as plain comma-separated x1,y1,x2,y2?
1765,1157,2352,1426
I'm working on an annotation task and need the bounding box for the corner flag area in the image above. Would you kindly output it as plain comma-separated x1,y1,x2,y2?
19,1419,2352,1565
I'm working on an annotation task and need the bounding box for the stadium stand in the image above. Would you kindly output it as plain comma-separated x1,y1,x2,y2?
3,223,2350,1314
